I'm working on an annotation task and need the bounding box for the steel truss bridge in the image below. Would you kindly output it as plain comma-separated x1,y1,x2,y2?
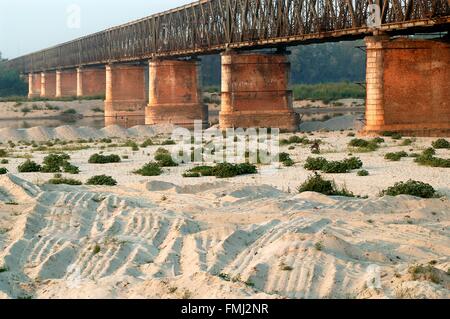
5,0,450,73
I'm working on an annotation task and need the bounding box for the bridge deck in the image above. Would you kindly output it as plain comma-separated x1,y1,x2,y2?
5,0,450,73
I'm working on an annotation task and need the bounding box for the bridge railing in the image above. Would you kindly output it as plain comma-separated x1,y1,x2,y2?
4,0,450,73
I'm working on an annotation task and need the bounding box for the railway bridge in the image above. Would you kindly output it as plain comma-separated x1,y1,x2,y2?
4,0,450,135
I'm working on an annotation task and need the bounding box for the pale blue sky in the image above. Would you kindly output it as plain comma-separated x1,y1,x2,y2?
0,0,193,59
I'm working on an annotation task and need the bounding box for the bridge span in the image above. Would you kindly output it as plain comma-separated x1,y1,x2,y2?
4,0,450,135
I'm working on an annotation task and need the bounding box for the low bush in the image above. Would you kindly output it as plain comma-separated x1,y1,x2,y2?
47,177,82,186
88,153,121,164
184,163,257,178
343,157,363,170
1,159,9,164
182,172,201,178
63,162,80,174
0,167,8,175
86,175,117,186
0,149,8,158
414,149,450,168
432,139,450,149
304,156,363,173
279,152,294,167
161,139,176,145
140,139,154,147
401,138,414,146
134,162,162,176
155,153,178,167
384,151,408,161
304,157,328,171
322,161,351,173
297,173,354,197
17,160,41,173
380,180,437,198
348,138,379,152
41,153,71,173
357,169,369,176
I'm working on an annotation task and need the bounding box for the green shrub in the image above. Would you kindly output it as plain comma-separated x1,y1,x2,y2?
432,139,450,149
384,151,408,161
86,175,117,186
357,169,369,176
155,153,178,167
348,138,379,152
141,139,154,147
0,167,8,175
134,162,162,176
47,177,82,186
182,172,201,178
279,152,294,166
41,153,71,173
0,159,8,164
343,157,363,170
184,163,257,178
0,149,8,158
122,140,139,151
297,173,354,197
415,153,450,168
423,148,436,157
161,139,176,145
401,139,414,146
304,156,363,173
235,163,257,175
88,153,121,164
188,166,215,176
391,133,402,140
304,157,328,171
381,180,437,198
212,163,240,178
63,163,80,174
322,161,351,173
18,160,41,173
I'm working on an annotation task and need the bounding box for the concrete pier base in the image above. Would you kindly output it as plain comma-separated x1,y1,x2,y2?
364,36,450,136
77,67,106,97
145,59,208,128
28,73,41,99
56,70,77,98
104,64,146,126
40,72,56,98
219,51,299,132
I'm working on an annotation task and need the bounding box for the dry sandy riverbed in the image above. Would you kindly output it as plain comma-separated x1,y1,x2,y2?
0,126,449,299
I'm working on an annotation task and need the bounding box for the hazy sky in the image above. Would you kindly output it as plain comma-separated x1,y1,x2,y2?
0,0,193,59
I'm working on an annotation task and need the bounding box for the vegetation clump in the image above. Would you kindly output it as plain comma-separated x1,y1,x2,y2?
183,163,257,178
17,160,41,173
86,175,117,186
304,156,362,173
0,167,8,175
348,138,382,152
384,151,408,162
41,153,71,173
380,180,437,198
47,177,82,186
357,169,369,177
88,153,121,164
0,149,8,158
432,139,450,149
297,173,354,197
134,162,162,176
278,152,294,167
414,149,450,168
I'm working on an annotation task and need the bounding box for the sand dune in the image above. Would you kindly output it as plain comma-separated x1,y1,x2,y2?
0,175,449,299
